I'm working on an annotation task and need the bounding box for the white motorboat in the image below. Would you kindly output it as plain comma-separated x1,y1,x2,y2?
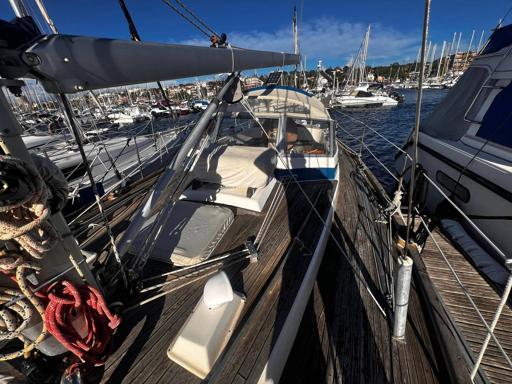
333,85,399,108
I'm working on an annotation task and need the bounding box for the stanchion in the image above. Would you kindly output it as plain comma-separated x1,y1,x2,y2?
393,255,413,340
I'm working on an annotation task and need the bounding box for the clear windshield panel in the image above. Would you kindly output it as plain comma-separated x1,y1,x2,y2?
245,96,310,115
285,118,330,155
218,114,278,148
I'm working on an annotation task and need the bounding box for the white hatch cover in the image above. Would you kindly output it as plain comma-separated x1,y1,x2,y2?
168,272,245,378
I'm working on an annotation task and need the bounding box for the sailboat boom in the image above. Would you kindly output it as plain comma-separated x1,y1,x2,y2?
17,35,299,93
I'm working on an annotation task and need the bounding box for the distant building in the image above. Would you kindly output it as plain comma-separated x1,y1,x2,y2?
243,76,263,90
452,51,476,75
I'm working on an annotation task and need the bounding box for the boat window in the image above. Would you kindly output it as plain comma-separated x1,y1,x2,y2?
465,79,502,123
474,81,512,149
284,118,330,155
350,90,373,97
218,115,278,148
245,96,310,115
436,171,470,203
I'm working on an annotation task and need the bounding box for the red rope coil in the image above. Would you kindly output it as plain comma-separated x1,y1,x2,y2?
43,281,121,366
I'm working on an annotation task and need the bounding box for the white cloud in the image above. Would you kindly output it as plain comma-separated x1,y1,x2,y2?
173,18,421,66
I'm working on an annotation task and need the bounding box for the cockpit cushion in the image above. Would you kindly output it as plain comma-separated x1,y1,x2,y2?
193,145,276,189
133,201,234,266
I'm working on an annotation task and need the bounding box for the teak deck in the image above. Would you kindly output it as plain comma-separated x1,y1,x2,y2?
282,147,446,384
421,229,512,383
2,144,478,383
99,178,335,383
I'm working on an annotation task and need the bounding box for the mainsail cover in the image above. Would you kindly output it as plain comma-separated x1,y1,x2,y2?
25,35,300,93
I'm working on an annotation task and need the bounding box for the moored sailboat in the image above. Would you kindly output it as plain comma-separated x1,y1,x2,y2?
0,6,339,383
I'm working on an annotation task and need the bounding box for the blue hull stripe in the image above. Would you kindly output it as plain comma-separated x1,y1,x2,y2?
274,168,336,181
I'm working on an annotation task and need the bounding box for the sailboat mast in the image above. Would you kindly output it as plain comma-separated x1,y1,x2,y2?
292,6,299,88
413,46,421,73
8,0,29,17
436,41,446,78
293,6,299,55
463,30,475,70
359,25,370,85
454,32,462,59
34,0,58,33
443,32,456,77
424,41,432,73
477,29,485,52
302,54,308,88
430,44,437,77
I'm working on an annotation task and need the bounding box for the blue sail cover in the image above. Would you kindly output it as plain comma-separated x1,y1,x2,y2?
481,24,512,55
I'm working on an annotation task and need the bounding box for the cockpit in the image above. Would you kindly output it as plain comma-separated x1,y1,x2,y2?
218,86,335,157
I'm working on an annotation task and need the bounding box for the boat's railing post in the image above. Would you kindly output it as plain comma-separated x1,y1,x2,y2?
393,253,413,340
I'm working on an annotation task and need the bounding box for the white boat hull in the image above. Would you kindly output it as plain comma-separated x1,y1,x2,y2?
397,133,512,259
334,95,398,108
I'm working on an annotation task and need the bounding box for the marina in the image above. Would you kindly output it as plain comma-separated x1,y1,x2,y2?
0,1,511,383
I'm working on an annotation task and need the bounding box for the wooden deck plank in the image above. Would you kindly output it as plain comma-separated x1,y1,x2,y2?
421,226,512,383
282,147,444,384
100,180,333,383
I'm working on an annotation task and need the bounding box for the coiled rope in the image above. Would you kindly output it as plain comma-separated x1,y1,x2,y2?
0,157,57,258
0,156,120,364
0,156,55,360
44,280,120,366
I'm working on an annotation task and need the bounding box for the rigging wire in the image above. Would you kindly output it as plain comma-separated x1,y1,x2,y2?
404,0,431,256
330,108,412,159
59,94,129,288
160,0,214,38
159,0,245,49
117,0,173,109
240,99,388,316
172,0,220,37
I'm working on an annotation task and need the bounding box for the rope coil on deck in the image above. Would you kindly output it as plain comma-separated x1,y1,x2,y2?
0,156,58,360
44,280,120,366
0,156,58,259
0,155,121,365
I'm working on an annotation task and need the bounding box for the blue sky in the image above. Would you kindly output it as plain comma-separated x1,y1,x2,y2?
1,0,510,68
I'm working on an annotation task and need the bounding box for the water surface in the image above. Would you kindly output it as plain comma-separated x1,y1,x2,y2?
333,89,448,191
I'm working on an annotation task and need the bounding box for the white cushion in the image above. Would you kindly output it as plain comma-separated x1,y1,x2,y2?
203,271,234,309
193,145,276,189
181,178,277,212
